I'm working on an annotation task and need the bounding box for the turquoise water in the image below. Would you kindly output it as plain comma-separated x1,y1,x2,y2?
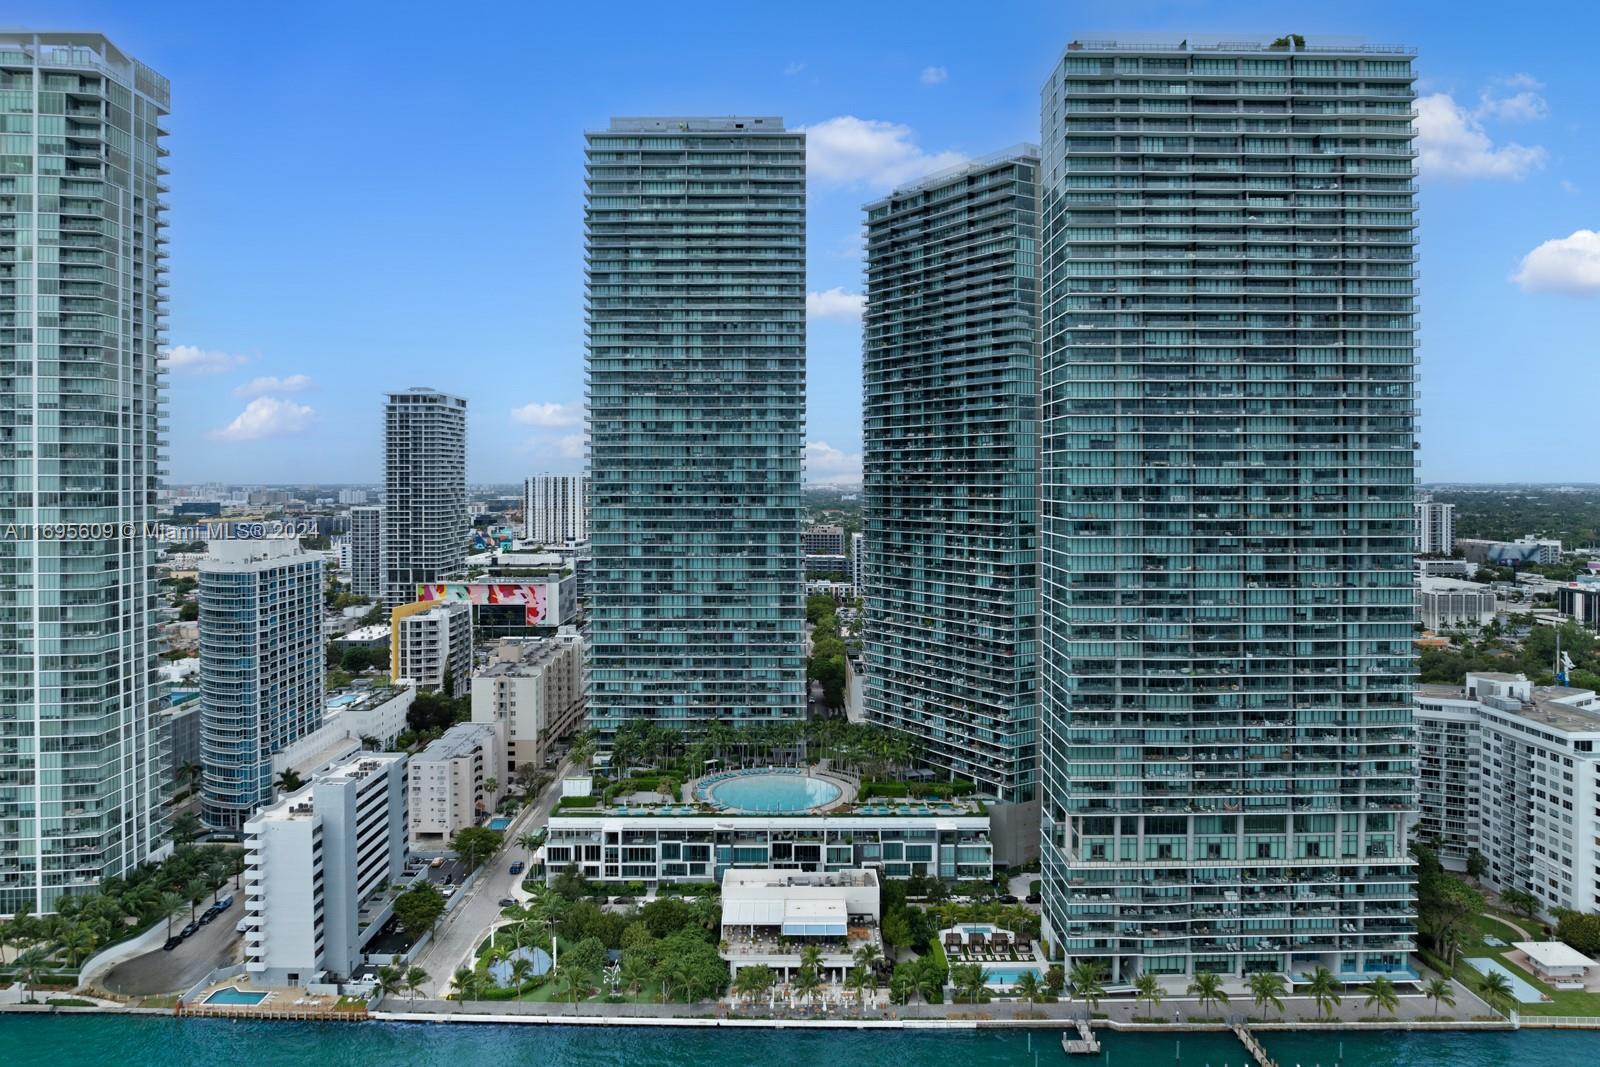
487,817,512,831
985,966,1043,986
1463,959,1544,1004
0,1018,1596,1067
705,773,841,812
200,988,269,1006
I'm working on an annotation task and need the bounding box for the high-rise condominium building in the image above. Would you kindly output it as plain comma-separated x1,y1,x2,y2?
1414,493,1454,555
199,539,325,830
0,34,170,913
383,388,467,607
524,473,588,545
862,149,1042,802
1038,37,1419,981
585,117,807,741
348,505,381,599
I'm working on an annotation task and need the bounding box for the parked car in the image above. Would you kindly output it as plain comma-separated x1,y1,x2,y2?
999,894,1019,904
237,919,250,934
508,861,525,875
180,921,199,938
198,910,216,926
1025,893,1041,904
162,936,183,952
498,897,517,908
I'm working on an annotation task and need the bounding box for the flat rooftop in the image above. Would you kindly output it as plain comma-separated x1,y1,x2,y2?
722,868,877,891
414,722,497,762
602,116,787,134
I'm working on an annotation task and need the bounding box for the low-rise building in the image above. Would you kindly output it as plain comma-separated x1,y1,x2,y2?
273,684,416,780
408,722,503,847
470,633,586,776
1417,576,1496,631
720,868,880,980
242,752,409,986
392,600,472,696
803,524,847,556
543,810,993,884
804,553,850,579
1416,672,1600,915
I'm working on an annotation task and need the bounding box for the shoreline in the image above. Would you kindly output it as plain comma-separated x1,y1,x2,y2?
8,1001,1584,1032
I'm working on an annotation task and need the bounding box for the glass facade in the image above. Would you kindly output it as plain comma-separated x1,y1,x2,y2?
0,34,170,913
861,150,1041,801
585,117,806,740
199,542,325,831
1038,39,1419,980
382,388,467,607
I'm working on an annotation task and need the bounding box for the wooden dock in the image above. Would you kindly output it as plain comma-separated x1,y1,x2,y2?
1061,1019,1100,1054
1231,1023,1278,1067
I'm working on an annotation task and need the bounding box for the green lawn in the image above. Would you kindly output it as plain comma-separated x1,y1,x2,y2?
1454,911,1600,1017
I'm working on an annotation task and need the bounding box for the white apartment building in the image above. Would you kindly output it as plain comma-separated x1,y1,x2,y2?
408,722,503,847
242,752,409,986
338,488,370,505
1418,577,1497,631
1414,494,1455,555
393,600,472,697
523,474,589,545
471,634,586,775
348,505,382,599
1414,685,1482,868
1416,673,1600,914
199,538,324,831
383,388,467,606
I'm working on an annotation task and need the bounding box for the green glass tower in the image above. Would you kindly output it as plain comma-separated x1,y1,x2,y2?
585,117,807,740
0,34,169,913
1038,37,1419,981
861,149,1041,801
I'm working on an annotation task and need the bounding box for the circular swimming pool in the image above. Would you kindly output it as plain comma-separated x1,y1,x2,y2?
704,772,842,813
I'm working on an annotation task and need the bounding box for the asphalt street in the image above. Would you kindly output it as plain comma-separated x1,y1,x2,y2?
100,896,242,996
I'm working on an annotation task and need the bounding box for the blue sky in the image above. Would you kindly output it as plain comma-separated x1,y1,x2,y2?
17,0,1600,484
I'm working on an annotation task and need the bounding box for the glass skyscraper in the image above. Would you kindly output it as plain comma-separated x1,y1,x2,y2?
199,539,324,831
382,388,467,608
1038,37,1419,981
0,34,169,913
861,149,1041,802
585,117,806,741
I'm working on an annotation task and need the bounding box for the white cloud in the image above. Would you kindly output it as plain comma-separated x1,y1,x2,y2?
919,65,948,86
1477,74,1547,121
807,288,865,321
1561,179,1580,195
556,434,585,459
1415,92,1546,180
1511,230,1600,295
233,373,312,397
511,401,583,428
784,61,806,76
163,344,248,375
805,440,862,483
208,397,315,442
802,116,966,190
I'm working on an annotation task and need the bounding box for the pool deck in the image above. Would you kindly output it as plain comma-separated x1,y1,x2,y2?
688,765,858,813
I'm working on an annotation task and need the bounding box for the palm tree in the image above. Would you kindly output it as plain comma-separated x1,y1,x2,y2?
794,962,822,1006
1069,960,1107,1014
847,964,874,1014
59,922,98,967
799,944,824,974
1306,966,1343,1021
275,768,305,794
375,964,404,1001
1134,973,1164,1018
1187,970,1229,1020
1247,971,1286,1022
1423,976,1456,1019
509,956,534,991
732,964,774,1006
1013,970,1043,1004
404,965,430,1000
951,963,990,1004
1477,970,1515,1016
852,941,882,982
451,966,484,1002
14,946,49,1002
621,952,652,1003
1363,975,1399,1020
516,831,542,857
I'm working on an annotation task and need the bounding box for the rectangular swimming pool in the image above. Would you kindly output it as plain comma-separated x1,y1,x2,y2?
985,966,1044,986
203,987,269,1006
1464,957,1545,1003
487,816,512,831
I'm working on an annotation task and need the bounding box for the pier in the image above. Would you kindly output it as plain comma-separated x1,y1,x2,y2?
1231,1023,1279,1067
1061,1018,1100,1054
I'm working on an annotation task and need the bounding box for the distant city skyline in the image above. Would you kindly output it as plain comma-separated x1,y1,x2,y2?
9,0,1598,485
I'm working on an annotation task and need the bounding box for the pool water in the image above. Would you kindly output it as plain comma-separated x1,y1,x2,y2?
1464,957,1545,1003
486,816,512,831
986,966,1044,986
202,987,268,1006
706,773,841,812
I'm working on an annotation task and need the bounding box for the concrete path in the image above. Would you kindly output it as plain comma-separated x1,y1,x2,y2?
100,901,242,996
